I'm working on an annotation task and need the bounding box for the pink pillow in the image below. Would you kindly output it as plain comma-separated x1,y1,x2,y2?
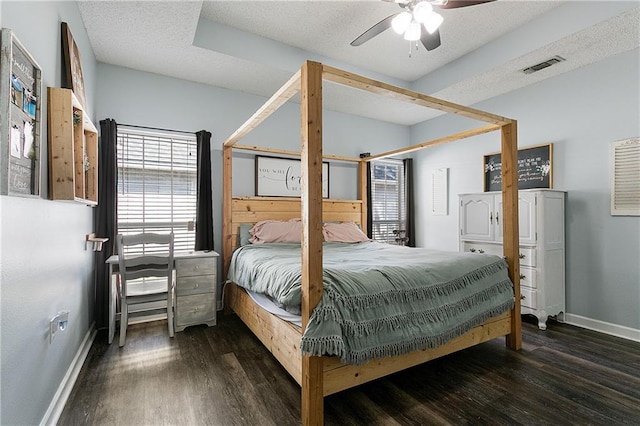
322,222,370,243
249,219,302,244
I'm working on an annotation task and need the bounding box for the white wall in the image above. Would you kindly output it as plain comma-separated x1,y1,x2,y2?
412,48,640,330
1,2,97,424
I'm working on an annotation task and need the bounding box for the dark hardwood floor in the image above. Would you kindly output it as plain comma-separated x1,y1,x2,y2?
59,315,640,425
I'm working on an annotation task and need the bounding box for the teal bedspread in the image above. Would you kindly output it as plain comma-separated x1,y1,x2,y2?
228,242,514,365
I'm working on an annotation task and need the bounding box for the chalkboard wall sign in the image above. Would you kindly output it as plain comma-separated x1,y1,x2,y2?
255,155,329,197
483,143,553,192
0,28,42,198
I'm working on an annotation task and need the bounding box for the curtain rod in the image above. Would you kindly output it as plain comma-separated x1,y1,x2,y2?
116,122,196,136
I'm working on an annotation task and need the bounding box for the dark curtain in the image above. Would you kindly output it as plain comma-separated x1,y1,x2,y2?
195,130,214,251
360,153,373,237
404,158,415,247
94,119,118,329
366,162,373,238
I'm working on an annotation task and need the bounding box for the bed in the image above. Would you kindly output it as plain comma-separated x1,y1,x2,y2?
222,61,522,425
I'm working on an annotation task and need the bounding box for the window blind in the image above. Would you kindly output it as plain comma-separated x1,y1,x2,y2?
370,158,407,244
117,127,197,254
611,137,640,216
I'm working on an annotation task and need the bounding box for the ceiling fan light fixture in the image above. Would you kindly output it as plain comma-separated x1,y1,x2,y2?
424,12,443,34
404,22,422,41
391,11,412,34
412,1,433,24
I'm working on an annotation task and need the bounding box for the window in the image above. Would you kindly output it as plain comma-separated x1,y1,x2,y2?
117,127,197,254
370,158,407,244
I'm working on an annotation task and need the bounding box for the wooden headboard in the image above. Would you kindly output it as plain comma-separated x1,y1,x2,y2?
230,196,363,252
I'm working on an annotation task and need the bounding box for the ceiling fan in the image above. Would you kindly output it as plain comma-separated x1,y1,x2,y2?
351,0,495,53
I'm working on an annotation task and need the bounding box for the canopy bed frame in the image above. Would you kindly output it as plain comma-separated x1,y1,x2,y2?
222,61,521,425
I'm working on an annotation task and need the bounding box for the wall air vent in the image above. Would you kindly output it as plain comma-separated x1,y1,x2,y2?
521,56,566,74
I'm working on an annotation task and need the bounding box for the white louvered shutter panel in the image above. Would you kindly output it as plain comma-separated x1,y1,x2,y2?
117,128,198,254
370,159,407,244
611,138,640,216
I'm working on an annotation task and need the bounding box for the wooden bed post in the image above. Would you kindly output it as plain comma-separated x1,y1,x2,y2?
300,60,324,426
500,120,522,350
222,145,233,279
358,159,368,232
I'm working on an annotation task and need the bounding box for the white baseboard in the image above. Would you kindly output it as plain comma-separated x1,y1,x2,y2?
563,313,640,342
40,323,97,426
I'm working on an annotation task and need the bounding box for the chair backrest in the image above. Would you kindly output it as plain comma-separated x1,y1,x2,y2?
116,232,174,297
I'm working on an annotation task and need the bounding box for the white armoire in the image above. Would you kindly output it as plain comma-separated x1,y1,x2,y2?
458,189,565,330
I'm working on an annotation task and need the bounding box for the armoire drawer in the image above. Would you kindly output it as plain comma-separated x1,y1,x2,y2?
520,287,537,310
518,248,536,267
461,242,502,257
518,267,537,289
462,243,537,268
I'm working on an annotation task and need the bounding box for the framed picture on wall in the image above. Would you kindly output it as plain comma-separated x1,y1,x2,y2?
483,143,553,192
0,28,42,198
255,155,329,197
61,22,87,109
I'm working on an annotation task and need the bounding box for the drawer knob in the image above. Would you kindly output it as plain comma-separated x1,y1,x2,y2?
195,283,199,288
520,294,525,300
519,253,525,259
519,274,526,280
470,248,476,253
478,249,485,254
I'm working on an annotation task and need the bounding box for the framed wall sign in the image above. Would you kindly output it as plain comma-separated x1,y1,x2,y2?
61,22,86,110
431,168,448,216
0,28,42,197
255,155,329,197
483,143,553,192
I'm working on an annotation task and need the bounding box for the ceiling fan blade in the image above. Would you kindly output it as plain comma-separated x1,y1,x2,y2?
421,28,441,51
439,0,495,9
351,14,396,46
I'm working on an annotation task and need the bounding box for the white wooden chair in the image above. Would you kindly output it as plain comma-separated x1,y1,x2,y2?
116,232,175,347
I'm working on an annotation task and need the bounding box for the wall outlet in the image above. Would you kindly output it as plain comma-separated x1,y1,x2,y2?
49,311,70,343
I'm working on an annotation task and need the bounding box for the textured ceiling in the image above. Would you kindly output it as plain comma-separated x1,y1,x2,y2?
78,1,640,125
199,0,563,81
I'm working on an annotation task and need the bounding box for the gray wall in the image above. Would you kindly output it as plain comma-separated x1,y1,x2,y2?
95,63,410,266
1,2,97,424
412,48,640,330
1,1,638,423
96,63,409,304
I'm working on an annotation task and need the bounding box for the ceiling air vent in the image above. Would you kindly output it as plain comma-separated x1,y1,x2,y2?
521,56,566,74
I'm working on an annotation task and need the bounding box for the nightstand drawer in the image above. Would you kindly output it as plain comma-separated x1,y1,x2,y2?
176,294,216,325
176,258,216,278
176,275,216,296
